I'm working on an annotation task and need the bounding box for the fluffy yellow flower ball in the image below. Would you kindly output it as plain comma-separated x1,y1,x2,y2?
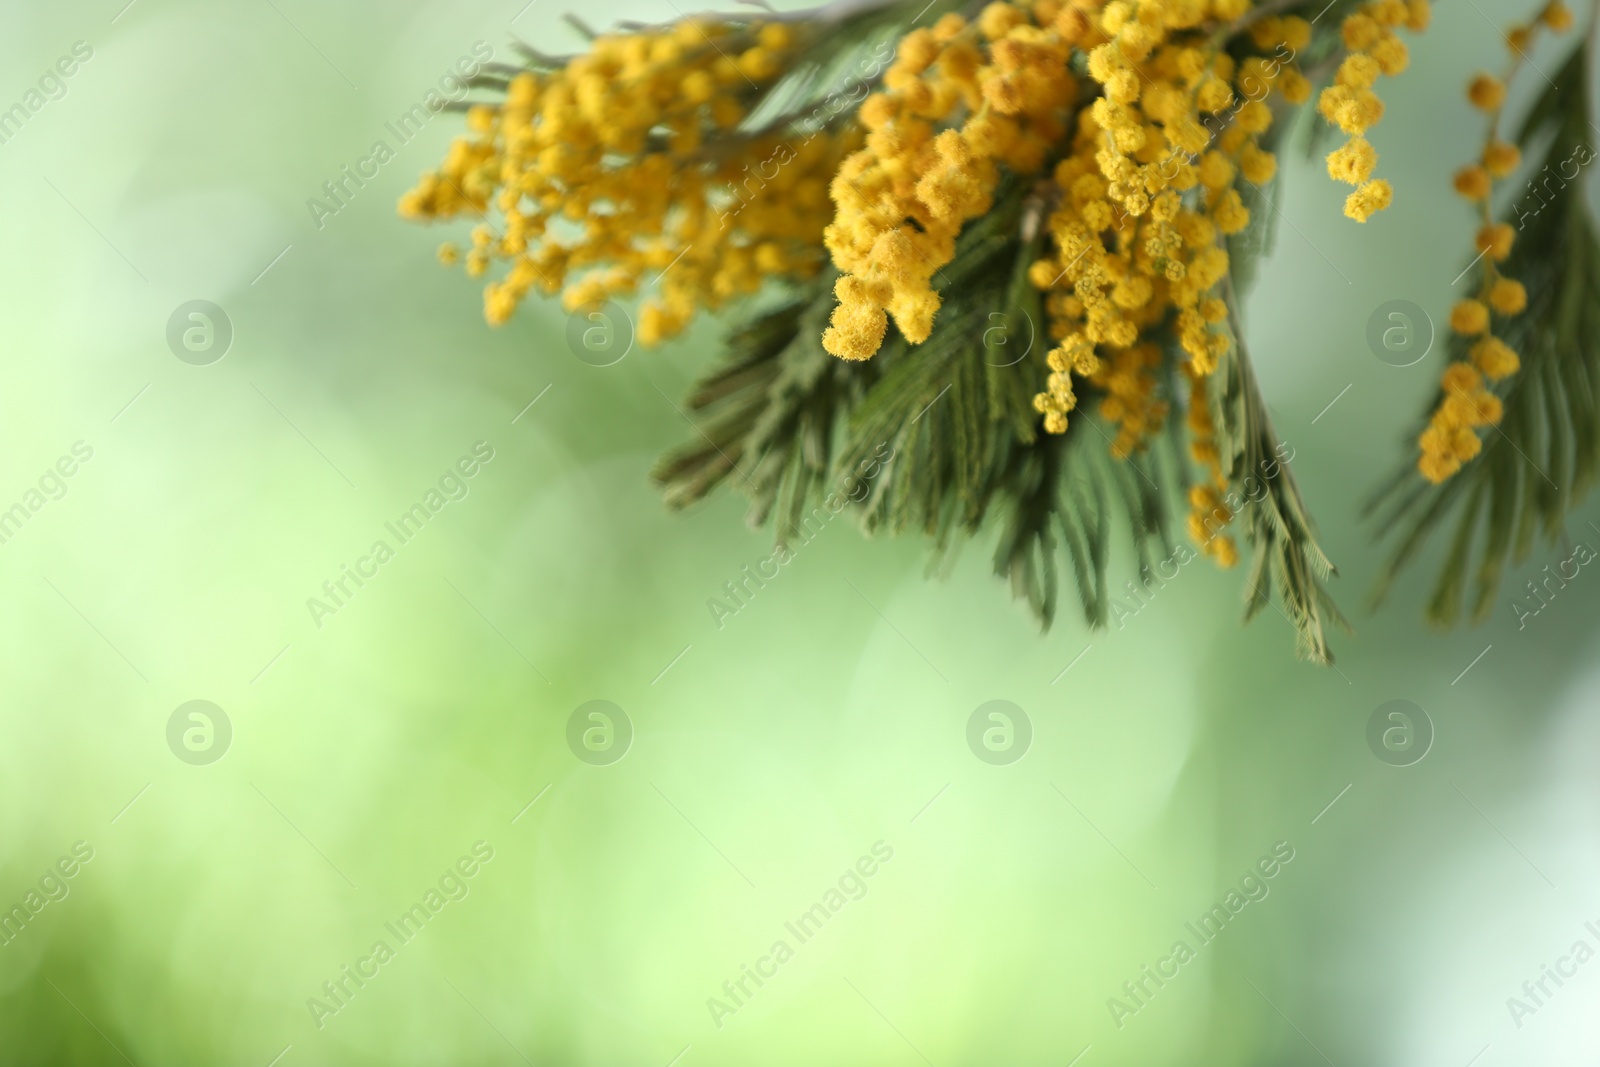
1344,179,1392,222
1467,73,1506,111
1476,222,1515,260
1483,140,1521,176
1543,1,1574,31
1487,277,1527,314
1471,335,1520,379
1327,138,1377,184
1450,299,1490,335
1453,164,1491,200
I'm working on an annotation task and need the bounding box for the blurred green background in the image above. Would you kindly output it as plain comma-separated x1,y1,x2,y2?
1,0,1597,1063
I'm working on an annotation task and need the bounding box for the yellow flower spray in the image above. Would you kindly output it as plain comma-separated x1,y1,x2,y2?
821,5,1076,360
1418,0,1572,484
1318,0,1430,221
400,0,1540,592
1020,0,1324,560
400,19,858,343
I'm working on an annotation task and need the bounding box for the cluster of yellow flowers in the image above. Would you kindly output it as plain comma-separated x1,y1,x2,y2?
399,19,857,343
1181,361,1238,565
1090,342,1169,459
408,0,1473,569
809,0,1427,562
1018,0,1330,562
1318,0,1428,221
820,4,1076,360
1418,0,1572,483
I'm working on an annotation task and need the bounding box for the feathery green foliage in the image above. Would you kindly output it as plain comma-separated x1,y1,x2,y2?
651,0,1365,661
